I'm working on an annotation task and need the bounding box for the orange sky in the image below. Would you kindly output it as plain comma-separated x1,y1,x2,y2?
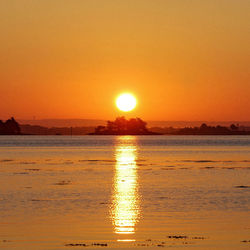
0,0,249,121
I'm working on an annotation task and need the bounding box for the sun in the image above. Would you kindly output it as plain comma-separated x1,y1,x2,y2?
116,93,137,112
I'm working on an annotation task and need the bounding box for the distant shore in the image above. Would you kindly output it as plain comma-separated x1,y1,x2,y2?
13,133,250,136
1,117,250,136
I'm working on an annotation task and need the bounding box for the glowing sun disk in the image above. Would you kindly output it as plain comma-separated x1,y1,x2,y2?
116,93,137,112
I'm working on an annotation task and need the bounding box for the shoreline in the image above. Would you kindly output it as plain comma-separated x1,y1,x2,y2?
2,133,250,136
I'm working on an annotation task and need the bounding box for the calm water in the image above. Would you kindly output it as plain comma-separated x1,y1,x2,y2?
0,135,250,249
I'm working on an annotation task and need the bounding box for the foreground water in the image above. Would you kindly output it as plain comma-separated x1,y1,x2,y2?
0,135,249,249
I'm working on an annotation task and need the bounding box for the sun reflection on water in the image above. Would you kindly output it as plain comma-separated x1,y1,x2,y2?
111,136,140,239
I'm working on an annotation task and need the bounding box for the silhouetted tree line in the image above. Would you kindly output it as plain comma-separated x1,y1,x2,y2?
150,123,250,135
0,117,21,135
177,123,240,135
92,117,160,135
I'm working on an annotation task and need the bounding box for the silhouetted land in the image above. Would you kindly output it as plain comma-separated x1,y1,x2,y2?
20,124,94,135
91,119,250,135
18,119,250,128
151,123,250,135
91,117,161,135
1,117,250,135
0,117,21,135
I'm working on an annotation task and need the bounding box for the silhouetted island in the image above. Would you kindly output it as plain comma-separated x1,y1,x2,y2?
90,117,161,135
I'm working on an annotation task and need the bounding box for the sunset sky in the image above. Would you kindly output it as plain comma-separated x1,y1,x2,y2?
0,0,249,121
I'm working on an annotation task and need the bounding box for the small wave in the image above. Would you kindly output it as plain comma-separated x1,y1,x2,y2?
235,185,250,189
13,172,29,175
30,199,50,202
161,167,175,170
79,159,116,163
19,161,36,165
180,160,217,163
0,159,14,162
54,180,72,185
180,159,250,163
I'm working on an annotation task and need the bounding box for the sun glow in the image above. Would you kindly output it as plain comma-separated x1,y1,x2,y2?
116,93,137,112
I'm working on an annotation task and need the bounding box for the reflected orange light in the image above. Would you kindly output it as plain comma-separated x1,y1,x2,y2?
110,136,140,239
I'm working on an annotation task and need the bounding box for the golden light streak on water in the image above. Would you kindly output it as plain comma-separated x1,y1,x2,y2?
110,136,140,240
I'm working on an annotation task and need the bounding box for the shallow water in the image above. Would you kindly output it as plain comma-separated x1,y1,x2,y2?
0,135,250,249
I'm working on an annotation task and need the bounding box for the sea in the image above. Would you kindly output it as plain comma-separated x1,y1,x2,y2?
0,135,249,249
